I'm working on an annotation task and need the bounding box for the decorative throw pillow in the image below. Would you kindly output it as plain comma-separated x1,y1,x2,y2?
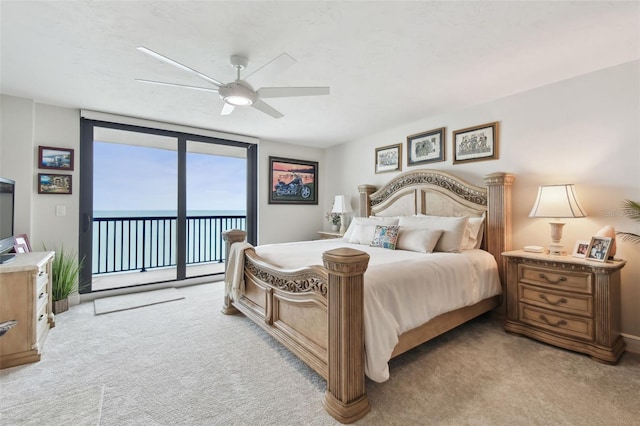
396,227,443,253
461,216,485,250
370,225,400,250
343,216,400,241
397,215,469,252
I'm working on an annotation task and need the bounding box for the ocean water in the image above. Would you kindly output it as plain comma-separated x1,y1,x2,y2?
92,210,247,274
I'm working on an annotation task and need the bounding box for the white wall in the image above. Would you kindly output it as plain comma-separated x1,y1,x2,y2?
325,60,640,341
256,140,325,244
0,96,80,253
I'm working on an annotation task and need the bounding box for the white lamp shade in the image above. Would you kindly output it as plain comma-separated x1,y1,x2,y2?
331,195,351,214
529,184,587,218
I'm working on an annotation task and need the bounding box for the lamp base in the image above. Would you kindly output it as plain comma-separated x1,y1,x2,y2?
548,222,566,255
548,243,564,256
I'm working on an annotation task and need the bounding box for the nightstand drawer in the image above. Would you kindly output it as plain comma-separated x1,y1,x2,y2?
519,303,594,342
519,284,593,317
519,264,592,294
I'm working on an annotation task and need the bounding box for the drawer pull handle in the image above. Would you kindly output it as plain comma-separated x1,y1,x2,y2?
538,273,567,284
38,314,45,322
539,314,567,328
539,294,567,306
39,292,45,299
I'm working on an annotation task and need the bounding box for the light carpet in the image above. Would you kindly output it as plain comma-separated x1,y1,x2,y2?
93,287,184,315
1,282,639,425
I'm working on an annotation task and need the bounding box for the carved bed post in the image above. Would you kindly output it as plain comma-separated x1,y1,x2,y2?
484,172,515,316
357,185,376,217
322,248,371,424
221,229,246,315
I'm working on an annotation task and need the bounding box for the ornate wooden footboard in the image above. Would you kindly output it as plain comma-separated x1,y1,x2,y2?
222,230,371,423
222,170,514,423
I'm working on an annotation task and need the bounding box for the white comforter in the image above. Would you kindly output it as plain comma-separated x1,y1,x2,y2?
253,239,501,383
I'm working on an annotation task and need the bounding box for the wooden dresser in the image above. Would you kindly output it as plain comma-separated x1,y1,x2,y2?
503,250,626,364
0,251,55,369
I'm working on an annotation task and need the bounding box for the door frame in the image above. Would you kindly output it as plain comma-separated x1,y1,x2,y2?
78,118,257,293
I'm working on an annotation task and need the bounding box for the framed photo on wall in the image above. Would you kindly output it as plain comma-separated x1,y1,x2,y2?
407,127,445,166
452,122,499,164
38,146,74,170
375,143,402,173
38,173,72,194
268,156,318,204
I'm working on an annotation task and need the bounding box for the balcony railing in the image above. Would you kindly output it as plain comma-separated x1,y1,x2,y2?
92,215,246,275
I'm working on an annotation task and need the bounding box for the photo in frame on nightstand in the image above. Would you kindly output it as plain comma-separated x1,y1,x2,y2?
572,239,590,258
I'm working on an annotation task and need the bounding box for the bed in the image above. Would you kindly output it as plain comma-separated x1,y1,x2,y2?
222,169,514,423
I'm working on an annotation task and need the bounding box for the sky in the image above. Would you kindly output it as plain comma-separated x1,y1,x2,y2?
93,141,246,212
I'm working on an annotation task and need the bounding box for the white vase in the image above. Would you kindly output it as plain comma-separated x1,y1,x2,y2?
331,224,338,231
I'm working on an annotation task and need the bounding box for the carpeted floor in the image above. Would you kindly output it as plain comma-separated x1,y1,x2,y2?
1,281,639,425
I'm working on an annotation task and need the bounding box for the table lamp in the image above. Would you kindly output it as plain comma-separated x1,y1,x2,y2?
529,184,586,255
331,195,351,234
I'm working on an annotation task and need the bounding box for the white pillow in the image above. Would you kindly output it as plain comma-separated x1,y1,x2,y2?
348,223,378,245
343,216,400,240
397,215,469,252
461,216,485,250
397,227,443,253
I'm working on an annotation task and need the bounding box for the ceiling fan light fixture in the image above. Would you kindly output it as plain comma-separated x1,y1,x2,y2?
218,81,257,107
224,95,254,106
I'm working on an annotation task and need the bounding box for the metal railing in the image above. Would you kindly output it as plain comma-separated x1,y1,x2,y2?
92,215,246,275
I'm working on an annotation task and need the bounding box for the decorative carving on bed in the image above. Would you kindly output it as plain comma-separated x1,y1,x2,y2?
370,170,488,207
245,257,328,295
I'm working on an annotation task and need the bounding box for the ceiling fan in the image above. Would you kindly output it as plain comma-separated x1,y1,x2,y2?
136,47,330,119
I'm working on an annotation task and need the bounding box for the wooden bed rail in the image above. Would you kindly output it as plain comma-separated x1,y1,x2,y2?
222,229,372,423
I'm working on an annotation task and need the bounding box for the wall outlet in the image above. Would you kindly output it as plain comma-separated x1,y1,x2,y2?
55,205,66,216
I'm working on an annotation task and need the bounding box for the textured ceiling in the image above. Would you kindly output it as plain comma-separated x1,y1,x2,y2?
1,1,638,148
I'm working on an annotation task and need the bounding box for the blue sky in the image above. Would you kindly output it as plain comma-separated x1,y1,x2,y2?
93,141,246,212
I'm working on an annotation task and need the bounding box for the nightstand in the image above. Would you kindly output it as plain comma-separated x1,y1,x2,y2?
502,250,626,364
317,231,343,240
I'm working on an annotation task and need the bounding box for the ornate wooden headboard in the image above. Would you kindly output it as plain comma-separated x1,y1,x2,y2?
358,169,514,306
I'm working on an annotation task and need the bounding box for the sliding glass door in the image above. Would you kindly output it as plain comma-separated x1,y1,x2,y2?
79,119,256,293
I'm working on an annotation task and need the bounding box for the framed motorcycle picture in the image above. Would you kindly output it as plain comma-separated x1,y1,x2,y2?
269,156,318,204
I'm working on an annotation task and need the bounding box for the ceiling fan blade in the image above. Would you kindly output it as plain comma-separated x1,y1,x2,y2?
136,79,219,93
243,52,296,83
137,46,225,87
251,99,284,119
257,87,330,98
221,103,235,116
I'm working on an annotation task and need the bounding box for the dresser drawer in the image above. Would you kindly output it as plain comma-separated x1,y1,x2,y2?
519,264,592,294
36,302,49,342
519,303,594,341
519,284,593,317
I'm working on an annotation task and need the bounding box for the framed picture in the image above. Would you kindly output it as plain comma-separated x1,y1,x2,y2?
407,127,445,166
452,121,499,164
13,244,29,254
38,146,74,170
13,234,31,252
572,239,590,258
375,143,402,174
585,236,612,262
269,156,318,204
38,173,72,195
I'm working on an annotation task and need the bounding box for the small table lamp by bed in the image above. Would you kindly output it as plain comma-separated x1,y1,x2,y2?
332,195,351,235
529,184,587,255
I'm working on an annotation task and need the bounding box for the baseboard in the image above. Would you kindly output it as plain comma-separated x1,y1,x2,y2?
622,333,640,354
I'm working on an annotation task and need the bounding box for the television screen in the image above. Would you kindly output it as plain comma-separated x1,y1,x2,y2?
0,177,15,255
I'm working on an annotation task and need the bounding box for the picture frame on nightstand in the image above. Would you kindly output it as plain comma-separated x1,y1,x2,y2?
572,239,590,258
585,236,612,262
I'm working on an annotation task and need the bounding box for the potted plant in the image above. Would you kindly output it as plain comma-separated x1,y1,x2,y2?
617,200,640,244
325,211,341,231
48,245,83,314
